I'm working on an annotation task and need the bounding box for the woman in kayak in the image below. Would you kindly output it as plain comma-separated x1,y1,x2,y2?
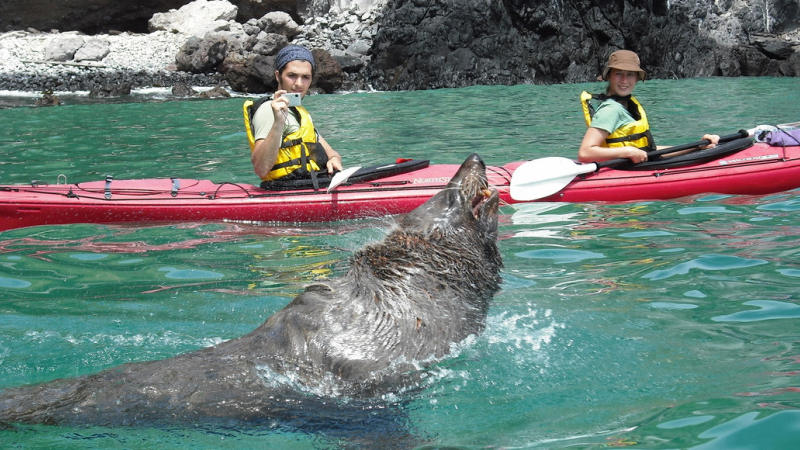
578,49,719,164
247,45,343,184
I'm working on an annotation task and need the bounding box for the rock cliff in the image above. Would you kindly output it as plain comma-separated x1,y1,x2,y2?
367,0,800,90
1,0,798,93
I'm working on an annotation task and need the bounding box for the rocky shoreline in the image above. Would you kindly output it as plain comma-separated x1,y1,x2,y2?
1,0,799,105
0,0,380,100
0,30,224,94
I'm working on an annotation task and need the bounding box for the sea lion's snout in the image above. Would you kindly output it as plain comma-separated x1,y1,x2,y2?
399,153,499,237
454,154,497,223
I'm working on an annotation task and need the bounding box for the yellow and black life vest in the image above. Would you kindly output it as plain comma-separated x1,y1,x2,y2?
580,91,655,151
243,98,324,182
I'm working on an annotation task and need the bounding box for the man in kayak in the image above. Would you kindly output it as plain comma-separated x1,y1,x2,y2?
245,44,343,186
578,49,720,164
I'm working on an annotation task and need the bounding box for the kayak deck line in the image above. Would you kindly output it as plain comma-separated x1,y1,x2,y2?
576,152,796,182
2,181,458,201
1,164,517,203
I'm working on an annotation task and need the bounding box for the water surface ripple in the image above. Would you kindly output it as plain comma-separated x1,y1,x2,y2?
1,77,798,448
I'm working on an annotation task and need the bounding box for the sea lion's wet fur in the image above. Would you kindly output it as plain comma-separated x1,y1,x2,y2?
0,154,502,427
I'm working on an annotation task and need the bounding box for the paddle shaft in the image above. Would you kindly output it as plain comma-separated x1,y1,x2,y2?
595,129,749,170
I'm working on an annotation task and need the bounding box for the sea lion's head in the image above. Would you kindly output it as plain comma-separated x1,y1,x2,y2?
400,153,499,243
349,152,501,309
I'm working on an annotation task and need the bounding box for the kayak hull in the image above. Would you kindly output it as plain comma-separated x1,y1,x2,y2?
1,142,798,231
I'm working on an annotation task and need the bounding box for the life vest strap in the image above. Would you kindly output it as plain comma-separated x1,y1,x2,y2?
280,138,303,149
606,131,649,144
299,140,320,191
271,157,303,171
270,142,327,191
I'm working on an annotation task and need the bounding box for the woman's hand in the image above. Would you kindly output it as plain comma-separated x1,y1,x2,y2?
621,146,649,163
700,134,720,149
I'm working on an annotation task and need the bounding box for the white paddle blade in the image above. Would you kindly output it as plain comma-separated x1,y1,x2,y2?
327,166,361,192
510,157,598,201
777,120,800,129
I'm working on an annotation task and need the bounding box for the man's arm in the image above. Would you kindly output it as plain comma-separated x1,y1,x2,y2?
318,135,342,173
251,95,289,179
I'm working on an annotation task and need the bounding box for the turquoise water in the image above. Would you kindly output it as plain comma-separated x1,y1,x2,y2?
1,77,799,448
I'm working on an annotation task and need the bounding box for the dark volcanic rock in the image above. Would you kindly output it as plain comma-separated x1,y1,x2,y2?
221,52,275,93
366,0,800,90
311,48,343,92
197,85,231,98
171,82,197,96
175,35,230,72
88,81,132,97
34,91,62,106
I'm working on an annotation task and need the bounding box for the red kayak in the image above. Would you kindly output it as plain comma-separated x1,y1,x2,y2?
1,140,799,232
520,139,800,202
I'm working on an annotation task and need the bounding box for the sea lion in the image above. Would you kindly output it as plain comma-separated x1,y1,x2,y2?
0,153,502,427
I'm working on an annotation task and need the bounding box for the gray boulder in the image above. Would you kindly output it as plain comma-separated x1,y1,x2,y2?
298,0,384,20
44,35,85,61
346,39,371,57
251,32,289,56
148,0,239,37
751,33,796,59
329,49,365,73
236,0,296,21
261,11,301,39
74,38,110,62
